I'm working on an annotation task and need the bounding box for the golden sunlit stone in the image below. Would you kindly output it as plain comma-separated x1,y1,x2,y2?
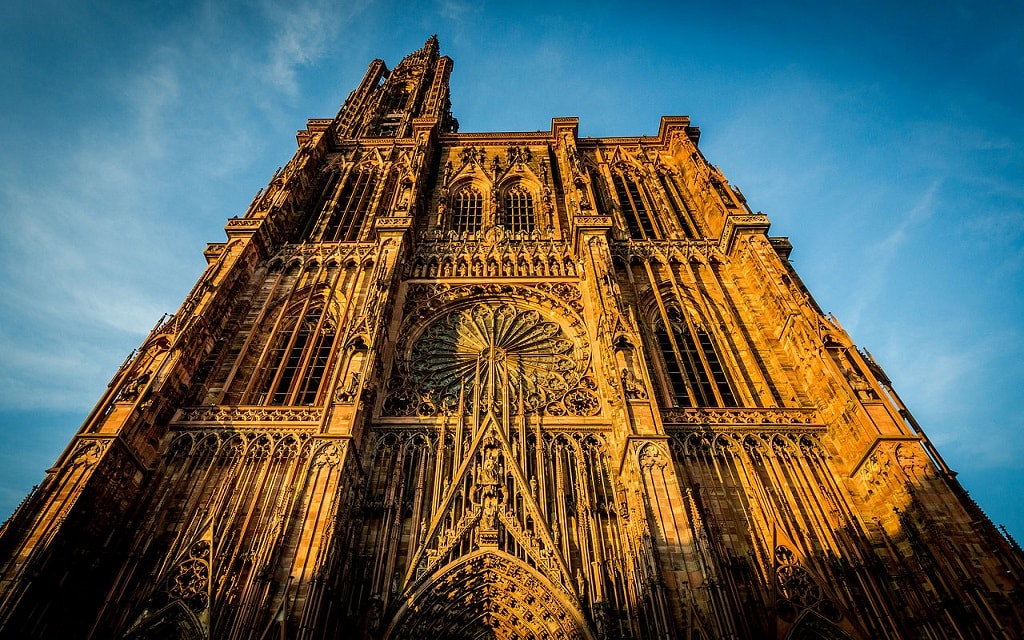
1,36,1021,639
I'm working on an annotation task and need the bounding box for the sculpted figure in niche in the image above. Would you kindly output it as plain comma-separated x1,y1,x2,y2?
119,372,151,402
478,444,500,485
621,368,646,400
481,492,499,529
847,369,877,401
614,337,646,399
398,181,412,210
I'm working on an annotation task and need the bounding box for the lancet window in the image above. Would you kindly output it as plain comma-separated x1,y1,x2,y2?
217,263,342,407
322,169,377,241
381,84,410,114
379,169,400,214
611,170,658,240
651,304,735,407
258,300,337,406
656,171,694,239
450,185,483,233
503,184,535,233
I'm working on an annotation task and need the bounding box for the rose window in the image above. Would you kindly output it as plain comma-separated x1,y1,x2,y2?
384,303,599,417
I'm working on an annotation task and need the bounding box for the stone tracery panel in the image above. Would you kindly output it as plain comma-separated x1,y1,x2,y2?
384,286,599,417
386,550,591,640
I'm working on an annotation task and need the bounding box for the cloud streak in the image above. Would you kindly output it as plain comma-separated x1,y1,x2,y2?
260,0,369,96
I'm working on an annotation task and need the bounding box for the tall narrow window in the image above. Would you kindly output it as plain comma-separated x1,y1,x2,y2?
652,308,735,407
655,324,690,405
504,185,535,233
381,85,409,113
322,169,377,241
296,315,335,405
657,172,693,239
695,327,735,406
259,304,337,406
612,172,658,239
379,170,400,215
451,186,483,233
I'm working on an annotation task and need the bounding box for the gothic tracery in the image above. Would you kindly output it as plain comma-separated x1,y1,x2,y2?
1,37,1020,640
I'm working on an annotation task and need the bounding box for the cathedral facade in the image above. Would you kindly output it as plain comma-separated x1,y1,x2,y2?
1,37,1021,639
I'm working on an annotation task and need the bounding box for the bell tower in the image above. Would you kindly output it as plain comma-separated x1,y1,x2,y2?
336,34,457,139
1,38,1022,640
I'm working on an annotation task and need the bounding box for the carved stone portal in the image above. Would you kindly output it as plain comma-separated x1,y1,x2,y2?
386,550,592,640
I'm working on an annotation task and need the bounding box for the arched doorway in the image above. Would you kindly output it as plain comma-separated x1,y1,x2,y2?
384,549,594,640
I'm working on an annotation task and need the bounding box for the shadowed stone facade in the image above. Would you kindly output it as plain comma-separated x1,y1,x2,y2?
1,37,1022,639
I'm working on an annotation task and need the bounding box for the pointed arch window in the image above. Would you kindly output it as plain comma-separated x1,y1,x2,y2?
381,84,410,114
259,302,337,406
451,185,483,234
652,306,735,408
322,169,377,242
379,169,400,215
656,171,694,239
612,171,658,240
503,184,535,234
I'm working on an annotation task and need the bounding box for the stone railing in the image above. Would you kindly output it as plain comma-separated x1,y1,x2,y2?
173,405,323,426
660,407,821,429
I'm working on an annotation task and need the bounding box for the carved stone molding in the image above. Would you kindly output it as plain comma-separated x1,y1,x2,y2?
852,437,933,488
670,430,827,459
401,282,586,321
637,442,669,470
390,550,590,640
773,544,844,627
165,429,314,462
609,238,724,264
166,539,211,610
268,242,378,267
408,235,578,280
68,439,111,468
311,441,346,468
374,216,414,231
719,213,770,254
225,218,262,230
661,407,821,428
173,406,323,426
572,215,613,228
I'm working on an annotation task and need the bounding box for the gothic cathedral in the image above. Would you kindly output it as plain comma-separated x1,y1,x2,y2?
1,37,1021,640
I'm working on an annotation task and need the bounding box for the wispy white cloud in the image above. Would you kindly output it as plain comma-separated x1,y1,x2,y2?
841,180,940,330
440,0,474,22
260,0,363,96
124,49,183,159
0,3,372,413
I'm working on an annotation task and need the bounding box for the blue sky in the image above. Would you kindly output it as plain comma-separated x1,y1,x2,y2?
2,1,1022,540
